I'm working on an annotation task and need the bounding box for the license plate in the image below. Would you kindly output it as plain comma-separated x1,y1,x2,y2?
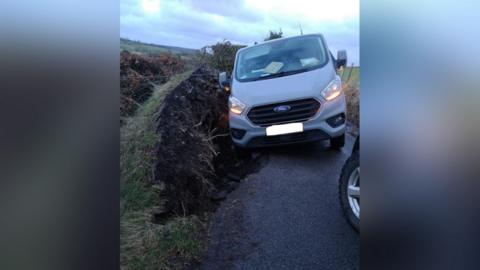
266,123,304,136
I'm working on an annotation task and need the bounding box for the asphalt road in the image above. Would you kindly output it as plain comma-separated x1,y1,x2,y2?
200,134,359,270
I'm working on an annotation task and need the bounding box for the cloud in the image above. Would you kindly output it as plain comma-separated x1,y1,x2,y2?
121,0,359,64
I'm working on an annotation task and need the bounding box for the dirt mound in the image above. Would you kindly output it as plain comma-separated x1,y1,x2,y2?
120,51,185,118
154,66,251,216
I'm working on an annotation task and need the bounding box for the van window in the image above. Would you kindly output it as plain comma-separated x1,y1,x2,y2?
235,36,328,82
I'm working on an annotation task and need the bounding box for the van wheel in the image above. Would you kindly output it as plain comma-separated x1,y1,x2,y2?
330,134,345,149
339,151,360,231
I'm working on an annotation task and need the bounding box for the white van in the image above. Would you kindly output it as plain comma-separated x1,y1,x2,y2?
219,34,347,148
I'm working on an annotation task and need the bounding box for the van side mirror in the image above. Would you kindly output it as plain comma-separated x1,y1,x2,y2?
218,71,231,92
336,50,347,69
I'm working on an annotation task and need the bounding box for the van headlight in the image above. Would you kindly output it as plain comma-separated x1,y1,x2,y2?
228,96,246,115
321,76,342,101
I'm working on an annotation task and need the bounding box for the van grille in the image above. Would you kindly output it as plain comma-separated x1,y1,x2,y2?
247,98,320,126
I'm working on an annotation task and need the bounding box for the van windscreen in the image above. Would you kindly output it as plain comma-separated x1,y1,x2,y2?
235,36,328,82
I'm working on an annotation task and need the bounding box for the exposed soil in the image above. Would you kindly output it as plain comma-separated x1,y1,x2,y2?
154,66,255,218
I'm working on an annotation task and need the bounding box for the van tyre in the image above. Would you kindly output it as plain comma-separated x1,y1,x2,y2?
339,151,360,231
330,134,345,149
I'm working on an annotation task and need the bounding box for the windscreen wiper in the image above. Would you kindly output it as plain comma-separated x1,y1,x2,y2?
254,68,310,81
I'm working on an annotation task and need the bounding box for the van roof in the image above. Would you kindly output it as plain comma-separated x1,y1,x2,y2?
238,33,324,53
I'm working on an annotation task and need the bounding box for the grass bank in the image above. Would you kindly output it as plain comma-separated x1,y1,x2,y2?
121,70,207,270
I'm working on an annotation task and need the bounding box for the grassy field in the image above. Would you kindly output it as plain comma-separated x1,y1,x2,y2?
121,38,197,56
121,38,201,71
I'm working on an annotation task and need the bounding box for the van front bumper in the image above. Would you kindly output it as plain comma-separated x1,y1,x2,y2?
229,95,347,148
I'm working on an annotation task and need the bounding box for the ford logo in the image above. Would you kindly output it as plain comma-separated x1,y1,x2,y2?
273,105,291,113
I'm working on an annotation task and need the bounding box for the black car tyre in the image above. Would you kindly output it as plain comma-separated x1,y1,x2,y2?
339,151,359,231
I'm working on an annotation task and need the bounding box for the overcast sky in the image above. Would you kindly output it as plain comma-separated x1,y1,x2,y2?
121,0,359,65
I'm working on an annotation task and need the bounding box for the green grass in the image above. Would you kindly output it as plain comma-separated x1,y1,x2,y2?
121,70,206,270
121,38,200,70
339,66,360,127
121,70,193,212
121,213,205,270
339,66,359,86
121,38,198,56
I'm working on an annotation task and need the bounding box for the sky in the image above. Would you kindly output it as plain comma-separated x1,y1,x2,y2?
121,0,359,65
